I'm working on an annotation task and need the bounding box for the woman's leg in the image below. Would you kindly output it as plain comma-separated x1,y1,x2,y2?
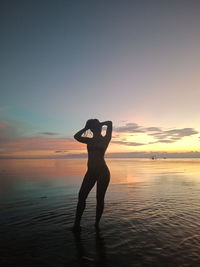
73,171,96,230
95,167,110,227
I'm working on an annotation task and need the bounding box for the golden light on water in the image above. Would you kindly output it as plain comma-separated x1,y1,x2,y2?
2,158,200,184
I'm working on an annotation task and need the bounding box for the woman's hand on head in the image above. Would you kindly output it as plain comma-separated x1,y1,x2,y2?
100,121,112,127
84,121,90,131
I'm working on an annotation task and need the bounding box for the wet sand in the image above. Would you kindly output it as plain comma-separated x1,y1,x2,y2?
1,158,200,266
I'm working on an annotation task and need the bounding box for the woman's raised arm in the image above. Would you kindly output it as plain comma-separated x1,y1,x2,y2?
74,127,90,144
101,121,113,141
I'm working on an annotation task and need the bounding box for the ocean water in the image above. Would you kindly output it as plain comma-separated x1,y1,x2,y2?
0,158,200,267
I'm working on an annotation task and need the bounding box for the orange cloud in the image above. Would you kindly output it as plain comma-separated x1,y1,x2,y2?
1,120,200,158
0,136,85,157
0,120,86,157
0,123,8,129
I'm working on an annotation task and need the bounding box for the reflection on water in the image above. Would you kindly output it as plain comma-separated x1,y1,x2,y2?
1,158,200,266
73,229,107,267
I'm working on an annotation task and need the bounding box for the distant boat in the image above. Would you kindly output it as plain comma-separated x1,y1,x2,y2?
151,156,166,160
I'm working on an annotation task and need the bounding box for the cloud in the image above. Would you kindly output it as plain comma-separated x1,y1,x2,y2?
155,140,175,143
1,119,199,157
112,140,146,146
0,137,82,153
114,123,162,133
0,120,84,156
114,122,199,144
149,128,198,142
114,123,145,133
39,132,58,136
145,127,161,132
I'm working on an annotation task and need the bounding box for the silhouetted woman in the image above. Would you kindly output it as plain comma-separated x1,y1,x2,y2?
73,119,112,231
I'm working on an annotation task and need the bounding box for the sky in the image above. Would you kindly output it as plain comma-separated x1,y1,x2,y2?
1,0,200,158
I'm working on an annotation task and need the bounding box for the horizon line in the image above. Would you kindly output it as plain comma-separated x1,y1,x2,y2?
1,151,200,159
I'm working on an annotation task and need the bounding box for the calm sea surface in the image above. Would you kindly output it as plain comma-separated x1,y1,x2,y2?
0,158,200,266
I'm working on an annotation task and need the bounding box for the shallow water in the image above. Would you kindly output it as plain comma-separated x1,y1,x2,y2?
0,158,200,266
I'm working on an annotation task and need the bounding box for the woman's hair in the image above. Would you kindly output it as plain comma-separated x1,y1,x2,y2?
86,119,100,131
84,119,101,136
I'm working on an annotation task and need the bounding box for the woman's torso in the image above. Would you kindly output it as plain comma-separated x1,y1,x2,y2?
87,137,109,170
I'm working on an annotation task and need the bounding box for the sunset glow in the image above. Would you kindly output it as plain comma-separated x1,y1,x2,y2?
1,1,200,158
